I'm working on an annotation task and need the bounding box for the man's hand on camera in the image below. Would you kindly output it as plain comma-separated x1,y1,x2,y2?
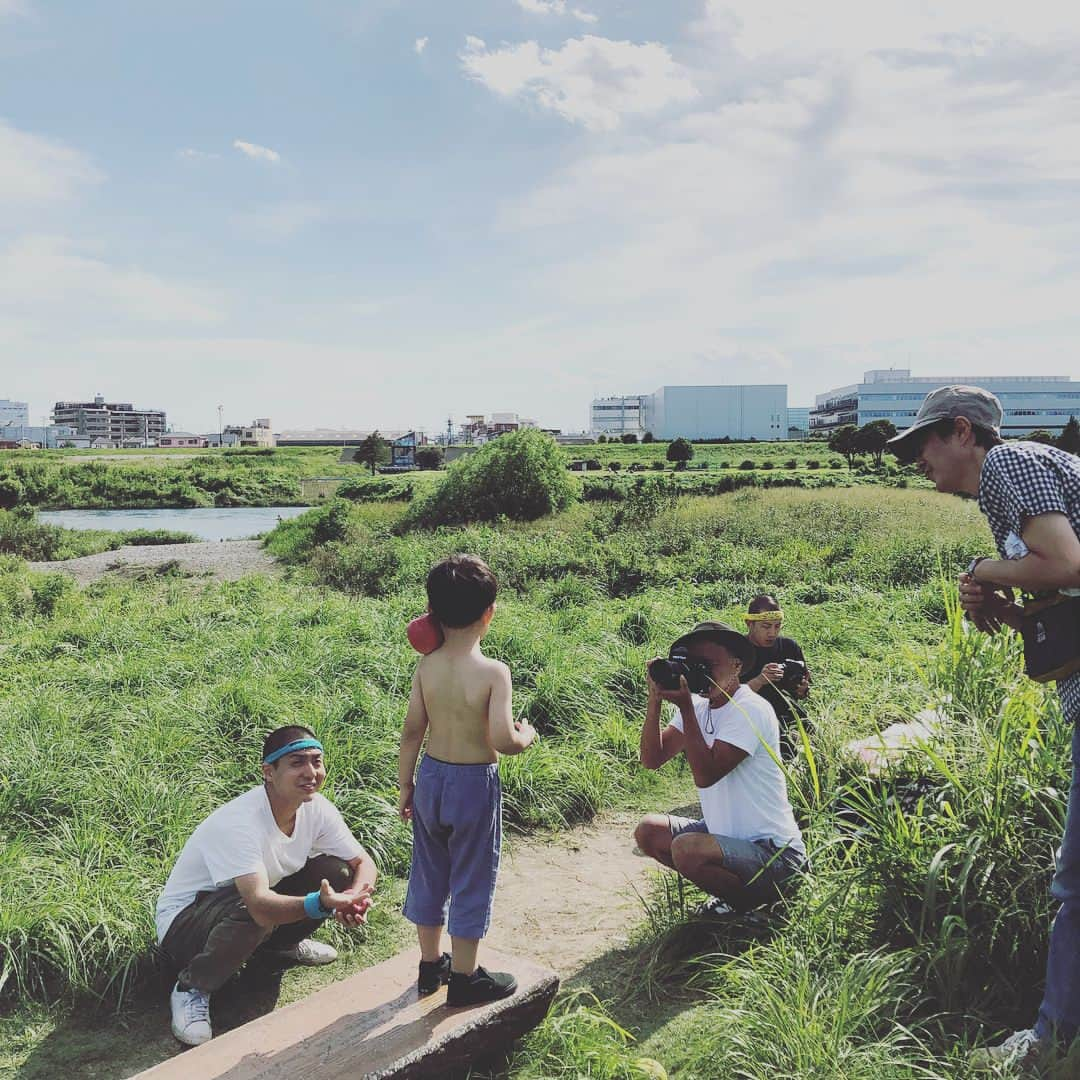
958,573,1014,635
794,675,810,698
646,664,694,712
760,663,784,686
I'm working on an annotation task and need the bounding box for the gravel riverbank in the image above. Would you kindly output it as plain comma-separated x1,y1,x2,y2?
28,540,281,585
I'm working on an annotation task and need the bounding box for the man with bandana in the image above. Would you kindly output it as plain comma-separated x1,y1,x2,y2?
155,725,378,1046
741,595,811,760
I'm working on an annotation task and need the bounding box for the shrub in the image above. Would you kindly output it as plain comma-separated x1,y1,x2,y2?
414,446,443,470
806,459,821,469
666,438,694,464
608,462,622,472
406,430,578,529
739,460,755,470
642,431,655,444
650,462,665,471
761,461,774,470
784,459,798,469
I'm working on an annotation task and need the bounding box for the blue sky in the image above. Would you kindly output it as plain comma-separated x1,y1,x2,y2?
3,0,1080,434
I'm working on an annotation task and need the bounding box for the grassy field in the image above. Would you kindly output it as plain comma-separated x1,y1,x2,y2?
0,439,923,511
2,481,1074,1077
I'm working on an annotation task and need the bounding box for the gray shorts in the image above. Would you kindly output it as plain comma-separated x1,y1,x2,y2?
669,815,806,908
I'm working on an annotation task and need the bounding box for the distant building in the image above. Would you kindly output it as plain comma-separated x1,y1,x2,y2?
223,418,275,448
391,431,420,468
0,399,30,428
592,386,788,441
787,407,810,438
810,369,1080,438
590,396,648,437
159,433,209,448
280,428,408,447
0,423,80,448
458,413,536,443
52,394,166,447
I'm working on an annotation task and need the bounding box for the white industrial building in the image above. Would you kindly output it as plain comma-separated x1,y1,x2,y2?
591,386,788,441
811,370,1080,438
0,399,30,428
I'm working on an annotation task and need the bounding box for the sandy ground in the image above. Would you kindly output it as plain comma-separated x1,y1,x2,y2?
487,810,661,977
28,540,280,585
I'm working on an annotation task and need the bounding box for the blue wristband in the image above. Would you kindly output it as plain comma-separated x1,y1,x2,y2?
303,891,332,920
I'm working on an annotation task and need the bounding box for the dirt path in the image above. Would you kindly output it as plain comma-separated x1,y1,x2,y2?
28,540,280,585
487,810,666,977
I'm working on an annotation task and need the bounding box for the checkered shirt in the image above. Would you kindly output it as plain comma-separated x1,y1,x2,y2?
978,441,1080,722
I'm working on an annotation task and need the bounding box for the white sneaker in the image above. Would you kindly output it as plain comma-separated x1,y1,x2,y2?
969,1028,1042,1070
170,982,212,1046
696,898,739,919
271,938,338,965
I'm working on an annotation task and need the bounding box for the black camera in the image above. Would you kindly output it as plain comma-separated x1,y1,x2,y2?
648,648,713,695
778,658,806,689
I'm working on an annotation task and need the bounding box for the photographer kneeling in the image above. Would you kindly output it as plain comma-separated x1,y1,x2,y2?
633,622,807,918
742,595,811,761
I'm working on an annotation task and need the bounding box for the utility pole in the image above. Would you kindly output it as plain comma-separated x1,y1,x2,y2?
217,404,224,448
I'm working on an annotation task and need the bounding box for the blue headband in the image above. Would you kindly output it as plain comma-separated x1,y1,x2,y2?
263,738,323,765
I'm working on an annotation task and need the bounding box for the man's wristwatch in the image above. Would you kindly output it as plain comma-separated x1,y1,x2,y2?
967,556,988,580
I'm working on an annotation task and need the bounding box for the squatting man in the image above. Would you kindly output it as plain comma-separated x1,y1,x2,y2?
634,621,806,918
156,726,378,1046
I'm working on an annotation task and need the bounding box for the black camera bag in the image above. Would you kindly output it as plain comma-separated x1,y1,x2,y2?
1020,593,1080,683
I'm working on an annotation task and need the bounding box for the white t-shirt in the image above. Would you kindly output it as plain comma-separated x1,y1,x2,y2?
155,786,365,941
669,686,805,857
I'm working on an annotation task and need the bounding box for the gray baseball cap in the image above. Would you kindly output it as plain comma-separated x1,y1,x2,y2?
886,384,1003,459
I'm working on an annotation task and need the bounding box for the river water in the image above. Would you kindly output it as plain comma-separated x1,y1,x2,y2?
38,506,311,542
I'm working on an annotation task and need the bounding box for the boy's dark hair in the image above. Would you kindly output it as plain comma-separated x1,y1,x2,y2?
894,418,1003,464
748,594,781,615
426,554,497,628
262,724,317,765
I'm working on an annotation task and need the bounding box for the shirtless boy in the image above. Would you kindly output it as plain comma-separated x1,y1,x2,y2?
398,554,536,1005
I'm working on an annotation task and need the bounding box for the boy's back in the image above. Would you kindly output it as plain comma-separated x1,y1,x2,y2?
417,646,510,765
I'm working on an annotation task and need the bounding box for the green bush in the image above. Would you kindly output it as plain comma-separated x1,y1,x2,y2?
739,460,755,470
405,430,578,529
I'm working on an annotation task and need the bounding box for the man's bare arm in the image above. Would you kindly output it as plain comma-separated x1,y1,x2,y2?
234,868,371,930
976,512,1080,592
639,671,685,769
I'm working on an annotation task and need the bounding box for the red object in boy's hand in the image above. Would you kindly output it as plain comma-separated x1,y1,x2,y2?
407,613,444,654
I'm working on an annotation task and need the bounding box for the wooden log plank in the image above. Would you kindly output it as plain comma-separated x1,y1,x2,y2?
129,949,558,1080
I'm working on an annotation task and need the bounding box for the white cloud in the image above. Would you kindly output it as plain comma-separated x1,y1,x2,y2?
415,36,429,54
697,0,1080,58
233,201,329,241
461,35,698,130
176,148,220,161
480,4,1080,404
232,139,281,164
0,120,102,210
515,0,598,23
0,235,223,326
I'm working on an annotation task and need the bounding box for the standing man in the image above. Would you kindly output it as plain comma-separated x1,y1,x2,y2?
156,726,378,1046
634,621,806,918
888,385,1080,1070
741,594,811,760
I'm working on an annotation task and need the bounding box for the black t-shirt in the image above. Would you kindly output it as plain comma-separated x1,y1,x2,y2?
741,635,808,736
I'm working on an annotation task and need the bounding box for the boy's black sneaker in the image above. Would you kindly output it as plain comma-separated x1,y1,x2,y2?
417,952,452,995
446,965,518,1006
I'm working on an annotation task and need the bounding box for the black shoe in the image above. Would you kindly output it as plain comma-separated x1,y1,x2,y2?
446,965,518,1006
417,952,452,995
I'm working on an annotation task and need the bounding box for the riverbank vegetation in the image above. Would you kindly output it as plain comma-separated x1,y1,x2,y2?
0,438,921,511
2,438,1073,1076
